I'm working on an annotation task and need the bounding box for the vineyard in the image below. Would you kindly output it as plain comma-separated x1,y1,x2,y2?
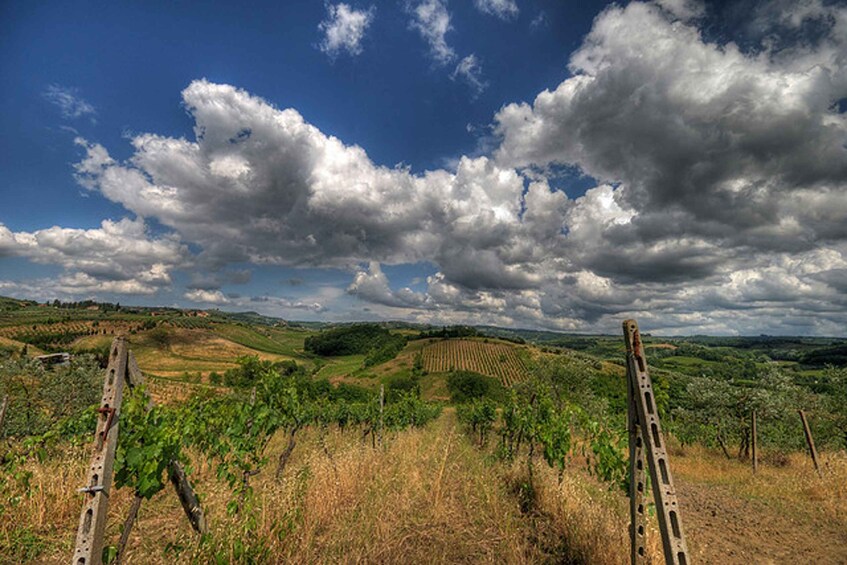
0,320,149,351
145,376,226,405
422,338,529,386
0,310,845,563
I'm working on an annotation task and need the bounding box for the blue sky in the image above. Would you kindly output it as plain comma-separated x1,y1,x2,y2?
1,0,603,223
2,0,847,335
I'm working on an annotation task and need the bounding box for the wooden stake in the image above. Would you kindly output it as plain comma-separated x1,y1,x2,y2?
72,341,209,565
799,410,822,477
751,410,758,474
114,494,143,565
0,395,8,436
169,460,208,534
379,384,385,448
73,337,129,565
623,320,690,565
126,353,208,534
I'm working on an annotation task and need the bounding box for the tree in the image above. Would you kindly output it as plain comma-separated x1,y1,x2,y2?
823,366,847,448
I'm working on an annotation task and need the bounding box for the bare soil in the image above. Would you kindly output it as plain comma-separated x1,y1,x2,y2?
679,479,847,564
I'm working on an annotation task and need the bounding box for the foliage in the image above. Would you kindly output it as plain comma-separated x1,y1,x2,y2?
363,333,407,367
114,386,183,499
446,370,503,403
178,357,440,510
304,324,407,368
383,392,442,429
223,356,275,388
304,324,395,356
147,327,171,348
0,355,101,437
823,366,847,448
415,325,480,340
669,366,834,454
800,344,847,367
456,398,497,445
452,356,628,492
384,374,420,401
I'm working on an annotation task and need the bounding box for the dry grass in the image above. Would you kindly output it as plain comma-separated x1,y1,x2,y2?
526,462,663,565
1,442,92,562
672,442,847,529
129,328,293,378
4,413,539,564
3,413,845,564
183,413,543,564
0,335,45,356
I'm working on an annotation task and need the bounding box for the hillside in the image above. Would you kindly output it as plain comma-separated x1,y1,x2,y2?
0,298,846,563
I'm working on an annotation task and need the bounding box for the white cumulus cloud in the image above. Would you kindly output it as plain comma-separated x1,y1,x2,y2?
407,0,456,65
318,3,375,58
184,289,230,304
451,54,488,96
38,0,847,334
473,0,518,20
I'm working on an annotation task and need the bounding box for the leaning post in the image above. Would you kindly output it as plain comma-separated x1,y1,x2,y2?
751,410,758,474
73,337,129,565
0,395,8,436
627,357,647,564
623,320,690,565
798,410,822,477
379,384,385,448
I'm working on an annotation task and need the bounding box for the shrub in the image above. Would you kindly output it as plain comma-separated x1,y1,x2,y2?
446,371,503,404
385,374,420,401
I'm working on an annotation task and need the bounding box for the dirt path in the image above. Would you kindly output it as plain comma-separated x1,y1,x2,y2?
678,479,847,564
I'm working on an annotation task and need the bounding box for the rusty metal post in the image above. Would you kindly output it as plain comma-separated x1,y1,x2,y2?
751,410,758,474
73,337,129,565
799,410,821,477
624,320,690,565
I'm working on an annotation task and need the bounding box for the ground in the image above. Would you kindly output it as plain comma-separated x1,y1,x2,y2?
672,446,847,564
5,412,846,564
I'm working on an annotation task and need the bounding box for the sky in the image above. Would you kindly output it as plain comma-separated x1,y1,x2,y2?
1,0,846,335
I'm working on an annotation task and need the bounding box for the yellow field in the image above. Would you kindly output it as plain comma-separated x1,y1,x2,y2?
130,328,296,378
0,335,45,356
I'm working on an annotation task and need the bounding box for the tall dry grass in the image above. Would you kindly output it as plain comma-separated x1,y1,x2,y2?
3,413,540,563
523,462,663,565
2,412,845,564
671,442,847,530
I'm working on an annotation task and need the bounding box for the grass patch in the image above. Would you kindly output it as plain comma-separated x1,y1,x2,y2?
213,324,313,358
315,354,367,379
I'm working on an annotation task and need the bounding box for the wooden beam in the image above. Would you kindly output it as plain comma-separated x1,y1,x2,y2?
799,410,822,477
751,410,758,474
